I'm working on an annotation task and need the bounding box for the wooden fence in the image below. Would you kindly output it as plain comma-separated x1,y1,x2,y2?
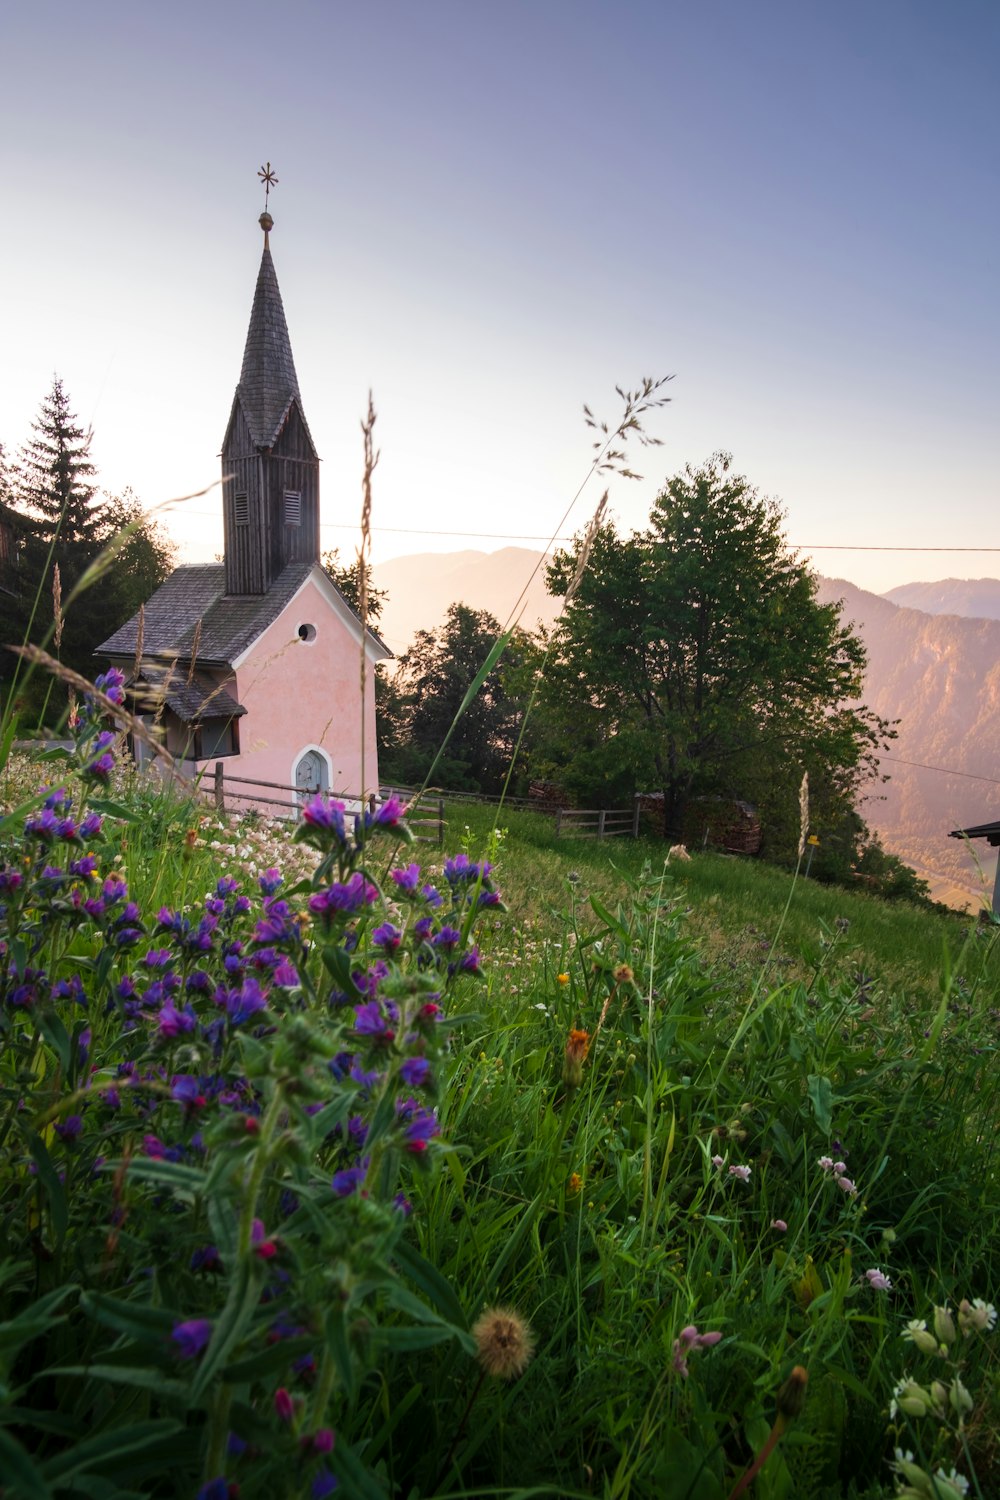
553,806,640,840
202,764,446,847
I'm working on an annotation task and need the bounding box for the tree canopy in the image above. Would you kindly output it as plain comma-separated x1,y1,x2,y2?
2,378,175,724
379,603,534,794
540,454,893,856
320,547,388,628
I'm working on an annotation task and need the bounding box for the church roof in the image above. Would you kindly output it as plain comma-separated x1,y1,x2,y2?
97,560,391,667
234,240,315,450
97,561,314,667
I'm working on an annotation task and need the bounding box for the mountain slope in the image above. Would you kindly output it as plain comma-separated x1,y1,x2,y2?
372,547,560,657
817,578,1000,904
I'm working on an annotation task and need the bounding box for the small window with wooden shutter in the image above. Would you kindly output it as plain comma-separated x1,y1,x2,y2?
234,492,249,526
283,491,302,527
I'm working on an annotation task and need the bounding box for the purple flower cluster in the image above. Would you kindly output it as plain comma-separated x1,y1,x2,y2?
2,726,496,1494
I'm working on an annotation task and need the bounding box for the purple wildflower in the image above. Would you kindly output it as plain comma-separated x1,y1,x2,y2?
354,1001,392,1039
302,795,348,844
400,1057,431,1088
157,999,197,1040
258,867,283,896
390,863,421,893
171,1319,213,1359
273,958,299,987
25,808,60,840
94,668,126,705
332,1166,367,1197
196,1480,230,1500
371,922,401,953
399,1103,440,1153
312,1468,338,1498
54,1114,84,1141
309,873,378,921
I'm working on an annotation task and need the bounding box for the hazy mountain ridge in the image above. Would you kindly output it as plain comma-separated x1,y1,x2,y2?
373,551,1000,906
882,577,1000,619
372,547,560,658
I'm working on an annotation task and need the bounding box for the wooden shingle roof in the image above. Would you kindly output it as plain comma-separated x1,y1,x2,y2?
234,244,316,451
132,663,246,724
98,561,391,669
97,561,314,667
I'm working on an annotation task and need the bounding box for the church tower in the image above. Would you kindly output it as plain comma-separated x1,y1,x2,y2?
220,211,321,596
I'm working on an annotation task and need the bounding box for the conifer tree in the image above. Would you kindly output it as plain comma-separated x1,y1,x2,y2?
16,376,105,557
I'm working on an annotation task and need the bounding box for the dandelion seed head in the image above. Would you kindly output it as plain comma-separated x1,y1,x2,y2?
471,1306,535,1380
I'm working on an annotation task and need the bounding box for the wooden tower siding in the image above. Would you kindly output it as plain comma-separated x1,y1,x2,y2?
266,405,320,579
223,403,264,596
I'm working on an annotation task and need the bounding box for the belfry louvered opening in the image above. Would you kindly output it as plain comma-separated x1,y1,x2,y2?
234,492,250,526
283,491,302,527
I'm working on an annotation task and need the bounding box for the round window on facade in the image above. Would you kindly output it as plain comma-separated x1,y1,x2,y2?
298,623,317,643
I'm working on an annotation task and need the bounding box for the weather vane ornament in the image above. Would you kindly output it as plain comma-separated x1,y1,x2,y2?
258,161,278,209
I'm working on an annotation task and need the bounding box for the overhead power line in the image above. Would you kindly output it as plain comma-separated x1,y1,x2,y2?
166,508,1000,553
880,754,1000,787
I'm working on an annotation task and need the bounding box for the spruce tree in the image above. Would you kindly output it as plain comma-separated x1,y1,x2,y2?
8,378,106,709
16,376,105,556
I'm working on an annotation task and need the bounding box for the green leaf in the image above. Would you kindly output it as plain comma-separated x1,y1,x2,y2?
41,1420,182,1484
36,1008,71,1073
0,1283,77,1354
222,1335,314,1383
107,1157,209,1198
79,1291,178,1342
391,1238,468,1330
0,1425,54,1500
589,893,629,939
48,1365,190,1399
374,1325,456,1351
86,799,144,824
24,1130,68,1242
190,1255,264,1401
806,1074,834,1135
323,1301,357,1403
332,1438,391,1499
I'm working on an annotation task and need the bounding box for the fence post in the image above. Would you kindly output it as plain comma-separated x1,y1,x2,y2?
555,807,562,839
597,809,606,840
632,800,640,838
438,798,445,850
214,761,224,813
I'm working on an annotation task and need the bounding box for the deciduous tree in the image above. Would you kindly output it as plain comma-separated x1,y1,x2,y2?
542,453,893,851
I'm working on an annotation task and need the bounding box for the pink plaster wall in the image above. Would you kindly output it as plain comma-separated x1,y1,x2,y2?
192,572,382,813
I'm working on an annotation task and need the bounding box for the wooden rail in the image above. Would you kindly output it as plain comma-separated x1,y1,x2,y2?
202,764,445,847
553,806,640,840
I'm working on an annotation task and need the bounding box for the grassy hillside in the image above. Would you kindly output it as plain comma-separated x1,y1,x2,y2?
3,746,999,1498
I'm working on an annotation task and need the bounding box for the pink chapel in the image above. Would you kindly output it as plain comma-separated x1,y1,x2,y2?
98,209,391,809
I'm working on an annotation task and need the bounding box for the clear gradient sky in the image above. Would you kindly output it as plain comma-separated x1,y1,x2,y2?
4,0,998,596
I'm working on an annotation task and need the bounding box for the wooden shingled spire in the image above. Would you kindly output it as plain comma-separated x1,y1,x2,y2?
220,171,321,597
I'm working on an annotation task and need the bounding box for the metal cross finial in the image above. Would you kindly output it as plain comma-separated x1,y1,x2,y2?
258,162,278,210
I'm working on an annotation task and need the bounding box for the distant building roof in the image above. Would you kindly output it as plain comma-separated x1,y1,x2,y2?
949,820,1000,847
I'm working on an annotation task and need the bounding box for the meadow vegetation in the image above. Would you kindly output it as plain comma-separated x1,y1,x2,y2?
1,716,998,1499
